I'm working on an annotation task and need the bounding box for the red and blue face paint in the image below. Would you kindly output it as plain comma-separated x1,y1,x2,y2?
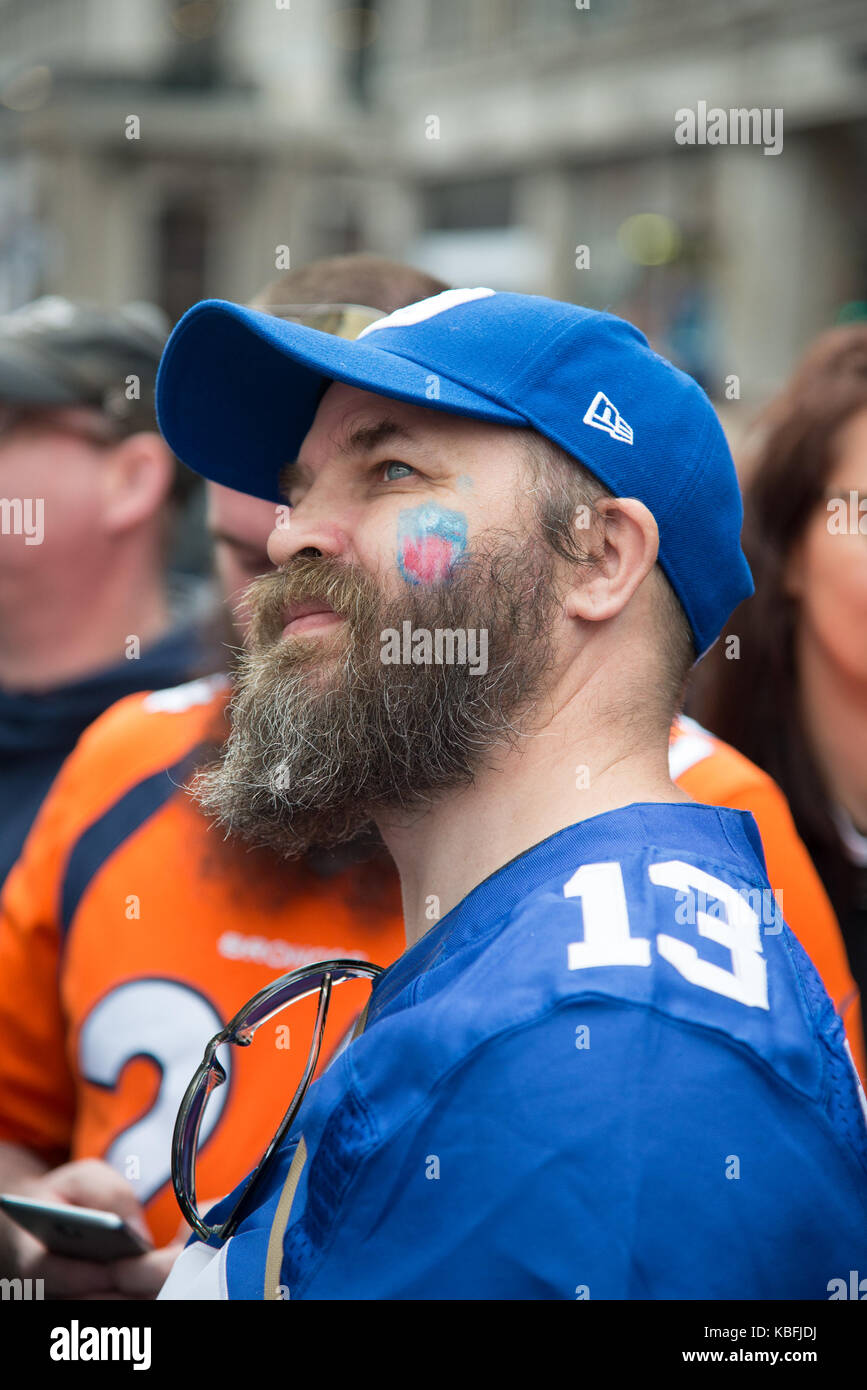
397,504,468,585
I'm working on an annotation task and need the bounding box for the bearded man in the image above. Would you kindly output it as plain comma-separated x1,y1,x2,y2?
156,288,867,1300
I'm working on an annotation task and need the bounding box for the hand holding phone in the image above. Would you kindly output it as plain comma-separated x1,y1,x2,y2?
0,1156,163,1297
0,1192,153,1262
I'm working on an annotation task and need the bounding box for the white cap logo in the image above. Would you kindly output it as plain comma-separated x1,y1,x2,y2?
583,390,634,445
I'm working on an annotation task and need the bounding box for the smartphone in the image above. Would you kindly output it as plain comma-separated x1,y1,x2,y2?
0,1193,152,1262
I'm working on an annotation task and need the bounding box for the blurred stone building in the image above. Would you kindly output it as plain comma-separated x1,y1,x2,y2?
0,0,865,405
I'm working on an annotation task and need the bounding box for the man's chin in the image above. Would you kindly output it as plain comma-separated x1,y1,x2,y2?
280,625,346,653
261,625,349,679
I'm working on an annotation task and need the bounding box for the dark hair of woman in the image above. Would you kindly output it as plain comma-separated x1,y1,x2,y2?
691,322,867,957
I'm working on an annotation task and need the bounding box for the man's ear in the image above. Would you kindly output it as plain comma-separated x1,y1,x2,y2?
563,497,659,624
99,432,174,535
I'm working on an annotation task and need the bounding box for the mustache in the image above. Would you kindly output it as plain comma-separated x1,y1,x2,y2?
243,556,382,649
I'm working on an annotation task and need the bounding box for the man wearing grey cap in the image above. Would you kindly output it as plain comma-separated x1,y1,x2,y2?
0,296,213,886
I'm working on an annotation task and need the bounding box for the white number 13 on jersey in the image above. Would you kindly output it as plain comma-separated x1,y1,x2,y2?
564,860,769,1010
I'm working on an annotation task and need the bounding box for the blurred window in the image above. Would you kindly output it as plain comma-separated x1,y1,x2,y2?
161,0,227,89
424,176,513,231
156,194,209,327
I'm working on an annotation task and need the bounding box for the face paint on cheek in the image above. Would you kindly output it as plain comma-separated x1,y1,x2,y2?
397,504,468,585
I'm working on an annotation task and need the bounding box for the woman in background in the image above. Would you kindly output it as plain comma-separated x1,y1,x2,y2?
693,323,867,1005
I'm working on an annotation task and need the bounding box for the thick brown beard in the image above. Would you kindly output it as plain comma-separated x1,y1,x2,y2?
191,532,564,859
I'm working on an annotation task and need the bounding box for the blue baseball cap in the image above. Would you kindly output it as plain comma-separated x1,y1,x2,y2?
156,287,753,657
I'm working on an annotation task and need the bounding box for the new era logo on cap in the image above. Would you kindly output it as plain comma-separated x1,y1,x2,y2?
583,390,633,445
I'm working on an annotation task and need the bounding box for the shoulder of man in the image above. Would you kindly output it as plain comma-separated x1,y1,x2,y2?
326,804,867,1204
0,672,231,934
670,712,781,801
669,716,820,867
246,806,867,1299
82,671,230,762
1,672,228,881
40,673,231,829
364,811,850,1119
165,804,867,1301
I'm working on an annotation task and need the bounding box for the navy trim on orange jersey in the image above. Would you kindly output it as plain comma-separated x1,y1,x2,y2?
59,742,211,940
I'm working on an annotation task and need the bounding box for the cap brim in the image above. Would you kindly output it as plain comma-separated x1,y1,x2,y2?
155,299,524,503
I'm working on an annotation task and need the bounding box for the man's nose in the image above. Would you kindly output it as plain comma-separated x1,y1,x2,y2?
266,506,350,568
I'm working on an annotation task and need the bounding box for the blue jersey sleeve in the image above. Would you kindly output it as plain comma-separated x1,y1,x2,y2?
288,999,867,1300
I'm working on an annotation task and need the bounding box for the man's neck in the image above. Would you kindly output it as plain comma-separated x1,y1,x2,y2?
378,692,689,948
0,561,171,694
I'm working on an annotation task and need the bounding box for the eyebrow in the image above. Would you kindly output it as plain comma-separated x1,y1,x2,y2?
277,418,416,500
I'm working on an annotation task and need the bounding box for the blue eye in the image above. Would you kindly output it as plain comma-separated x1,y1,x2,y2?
383,461,414,481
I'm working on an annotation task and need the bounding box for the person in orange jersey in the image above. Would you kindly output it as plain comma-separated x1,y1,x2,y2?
0,666,405,1282
0,256,447,1299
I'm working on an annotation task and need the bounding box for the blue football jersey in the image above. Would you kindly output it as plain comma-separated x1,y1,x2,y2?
160,803,867,1300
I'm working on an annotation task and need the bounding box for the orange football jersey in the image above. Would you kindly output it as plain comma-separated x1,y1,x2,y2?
0,675,406,1247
